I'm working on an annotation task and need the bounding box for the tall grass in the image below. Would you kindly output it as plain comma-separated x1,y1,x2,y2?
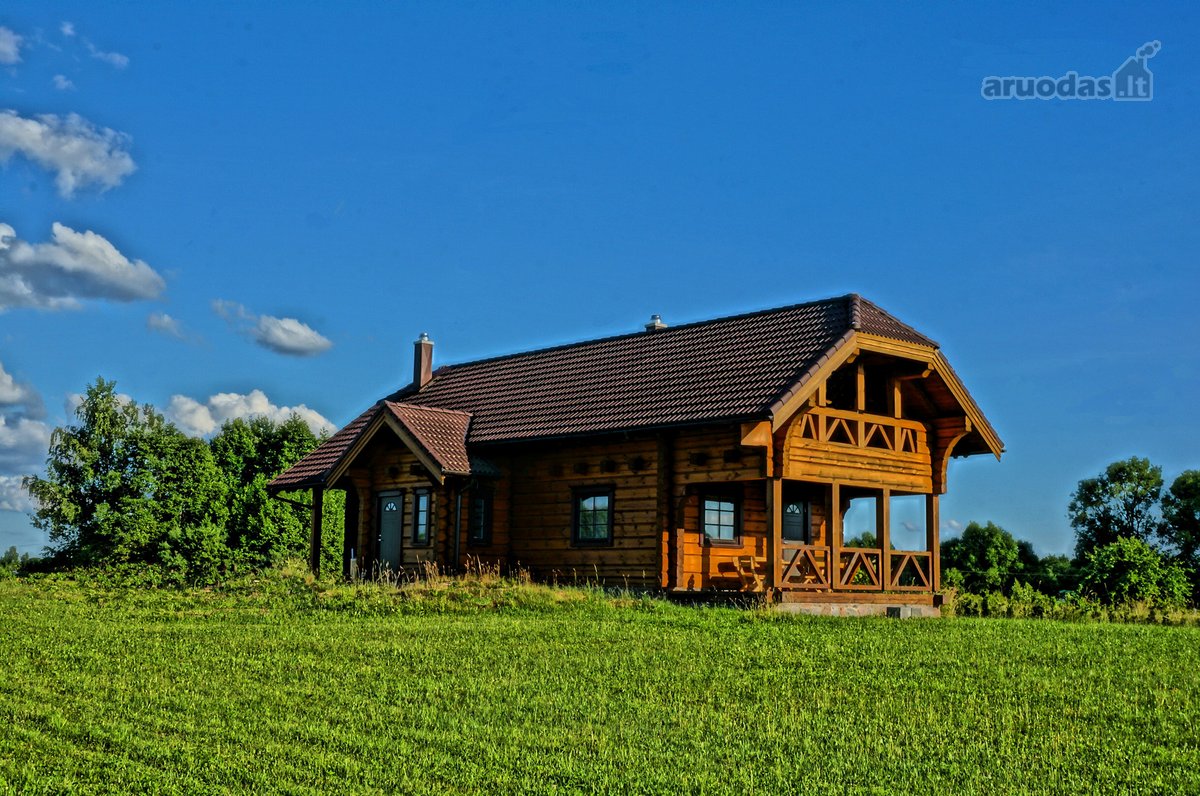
1,566,1198,794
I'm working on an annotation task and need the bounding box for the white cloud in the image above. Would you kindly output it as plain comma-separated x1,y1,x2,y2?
147,311,184,339
213,299,333,356
60,22,75,38
0,475,34,512
0,414,51,475
167,390,334,438
0,360,44,418
253,315,333,356
0,221,165,312
944,518,964,533
0,110,136,197
0,27,23,65
0,360,49,512
52,74,75,91
86,40,128,69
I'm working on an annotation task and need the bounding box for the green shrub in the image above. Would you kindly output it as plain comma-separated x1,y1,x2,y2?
1008,580,1054,618
982,590,1009,617
941,566,965,590
954,591,983,617
1079,537,1192,608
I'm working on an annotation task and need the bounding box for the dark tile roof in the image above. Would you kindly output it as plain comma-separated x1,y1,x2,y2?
398,294,932,443
268,405,378,491
267,402,480,492
384,402,473,475
271,294,978,490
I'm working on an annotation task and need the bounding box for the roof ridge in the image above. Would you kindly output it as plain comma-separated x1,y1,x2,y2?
856,296,940,348
417,293,860,381
385,400,472,418
848,293,862,331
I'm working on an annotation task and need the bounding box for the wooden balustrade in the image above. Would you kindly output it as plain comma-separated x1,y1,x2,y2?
887,550,933,591
780,543,831,589
778,544,933,593
794,407,925,454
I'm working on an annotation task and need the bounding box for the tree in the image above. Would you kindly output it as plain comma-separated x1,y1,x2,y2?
1068,457,1165,560
0,545,37,575
940,521,1021,593
1030,554,1077,595
209,415,341,571
1162,470,1200,598
843,530,877,548
23,378,229,580
1078,537,1191,607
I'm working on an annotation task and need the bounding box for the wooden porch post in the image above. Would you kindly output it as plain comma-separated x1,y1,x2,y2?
309,486,323,576
830,482,842,590
878,487,891,590
768,476,783,589
355,485,373,575
657,433,675,589
926,493,940,592
342,487,359,580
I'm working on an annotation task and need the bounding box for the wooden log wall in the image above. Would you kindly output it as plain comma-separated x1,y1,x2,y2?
335,409,941,593
503,436,662,586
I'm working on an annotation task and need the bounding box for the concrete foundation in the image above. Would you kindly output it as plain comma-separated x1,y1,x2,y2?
773,602,941,618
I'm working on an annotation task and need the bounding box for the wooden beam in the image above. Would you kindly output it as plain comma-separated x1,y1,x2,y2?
930,417,971,494
768,476,783,590
878,487,891,589
657,433,675,589
309,486,324,576
855,362,866,412
889,378,902,419
739,421,772,448
926,494,940,592
830,482,842,589
894,365,934,380
355,484,372,575
342,486,359,580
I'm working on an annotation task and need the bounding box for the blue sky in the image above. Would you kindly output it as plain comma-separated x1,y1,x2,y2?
1,2,1197,557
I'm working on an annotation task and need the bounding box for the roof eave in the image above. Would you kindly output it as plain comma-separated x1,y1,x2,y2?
767,329,860,431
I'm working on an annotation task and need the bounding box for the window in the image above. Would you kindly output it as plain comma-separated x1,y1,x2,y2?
572,487,614,546
703,495,739,542
468,486,493,546
411,489,431,546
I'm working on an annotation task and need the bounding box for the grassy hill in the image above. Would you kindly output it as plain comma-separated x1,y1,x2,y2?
2,567,1198,794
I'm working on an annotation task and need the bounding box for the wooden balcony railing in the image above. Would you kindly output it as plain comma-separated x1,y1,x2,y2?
794,407,926,454
780,543,933,592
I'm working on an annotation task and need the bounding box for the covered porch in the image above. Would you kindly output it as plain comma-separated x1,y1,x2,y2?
766,478,941,601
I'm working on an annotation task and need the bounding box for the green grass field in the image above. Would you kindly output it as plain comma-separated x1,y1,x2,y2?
1,570,1198,795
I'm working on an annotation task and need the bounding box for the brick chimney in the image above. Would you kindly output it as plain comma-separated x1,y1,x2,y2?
413,332,434,387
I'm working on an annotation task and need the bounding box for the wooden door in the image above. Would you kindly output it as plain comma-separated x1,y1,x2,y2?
782,492,810,544
378,492,403,571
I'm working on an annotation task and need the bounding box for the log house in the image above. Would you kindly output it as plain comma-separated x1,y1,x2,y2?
268,294,1002,609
